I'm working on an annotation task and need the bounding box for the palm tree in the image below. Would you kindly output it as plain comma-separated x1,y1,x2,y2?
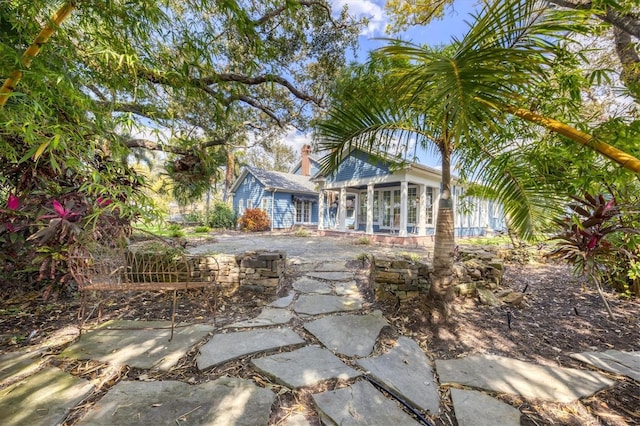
316,0,640,316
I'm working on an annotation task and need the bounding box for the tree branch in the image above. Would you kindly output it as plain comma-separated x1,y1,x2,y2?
203,73,322,105
96,100,171,121
614,26,640,100
254,1,342,29
548,0,640,39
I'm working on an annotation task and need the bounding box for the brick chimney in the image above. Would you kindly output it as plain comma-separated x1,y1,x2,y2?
301,144,312,176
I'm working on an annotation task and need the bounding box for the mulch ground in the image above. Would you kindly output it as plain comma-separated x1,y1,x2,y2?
1,253,639,425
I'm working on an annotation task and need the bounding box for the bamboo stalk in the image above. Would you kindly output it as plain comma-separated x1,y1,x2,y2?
509,107,640,174
0,2,75,108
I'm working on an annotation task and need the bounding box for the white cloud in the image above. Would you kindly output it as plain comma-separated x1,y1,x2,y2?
333,0,388,37
281,127,314,156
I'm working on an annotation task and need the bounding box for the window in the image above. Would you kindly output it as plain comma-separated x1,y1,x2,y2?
295,200,312,223
372,191,379,224
261,197,271,213
358,191,367,224
238,199,245,215
408,187,417,224
247,199,253,209
425,188,434,225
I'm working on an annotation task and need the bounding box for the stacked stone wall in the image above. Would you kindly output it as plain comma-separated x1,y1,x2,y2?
372,248,505,304
189,250,286,296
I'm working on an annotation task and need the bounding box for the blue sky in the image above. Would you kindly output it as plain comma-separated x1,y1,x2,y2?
341,0,479,61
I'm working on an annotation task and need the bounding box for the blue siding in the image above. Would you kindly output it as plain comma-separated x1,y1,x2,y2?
327,150,391,183
272,193,294,229
233,174,267,214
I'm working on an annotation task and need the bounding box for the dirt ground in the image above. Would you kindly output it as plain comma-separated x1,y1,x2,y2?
1,247,639,425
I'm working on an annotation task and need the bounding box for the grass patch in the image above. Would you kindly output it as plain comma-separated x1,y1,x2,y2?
354,236,371,245
459,235,511,246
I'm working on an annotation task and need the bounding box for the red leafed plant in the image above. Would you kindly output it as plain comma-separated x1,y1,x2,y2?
548,193,638,319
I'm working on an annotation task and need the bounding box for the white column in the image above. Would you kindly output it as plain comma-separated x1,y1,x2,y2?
338,186,347,231
399,181,408,237
366,183,374,235
418,184,427,236
317,190,325,230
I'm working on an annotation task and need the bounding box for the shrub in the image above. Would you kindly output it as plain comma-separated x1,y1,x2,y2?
193,225,211,233
354,236,371,245
206,202,236,229
238,208,271,232
167,223,184,238
294,228,311,237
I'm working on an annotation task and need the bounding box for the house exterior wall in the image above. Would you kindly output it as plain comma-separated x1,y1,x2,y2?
233,174,266,215
232,171,319,230
326,150,391,183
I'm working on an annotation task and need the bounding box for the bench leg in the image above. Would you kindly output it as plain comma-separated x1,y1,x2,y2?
169,289,177,342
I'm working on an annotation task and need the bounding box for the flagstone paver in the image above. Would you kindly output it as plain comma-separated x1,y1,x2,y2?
436,354,615,402
305,271,354,281
59,321,213,371
313,261,348,272
356,336,440,414
312,380,422,426
0,349,45,385
571,350,640,382
334,280,362,298
0,367,94,426
269,292,295,308
294,294,362,315
304,311,388,357
292,276,332,294
77,377,274,426
450,389,521,426
226,308,293,328
251,345,361,388
197,328,304,370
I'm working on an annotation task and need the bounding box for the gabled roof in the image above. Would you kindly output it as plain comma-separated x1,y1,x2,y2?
230,166,317,194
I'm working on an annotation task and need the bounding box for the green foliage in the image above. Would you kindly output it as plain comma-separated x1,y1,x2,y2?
167,224,185,238
206,202,236,229
194,225,211,233
548,193,639,298
0,1,361,296
238,208,270,232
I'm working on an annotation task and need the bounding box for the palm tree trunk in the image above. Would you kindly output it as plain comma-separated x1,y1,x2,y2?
430,142,456,316
0,2,75,107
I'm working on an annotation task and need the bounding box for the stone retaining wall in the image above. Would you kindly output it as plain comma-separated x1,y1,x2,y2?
371,248,504,303
190,250,286,296
371,255,433,301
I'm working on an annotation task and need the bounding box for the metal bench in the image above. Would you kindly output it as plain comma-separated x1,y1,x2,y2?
72,230,218,341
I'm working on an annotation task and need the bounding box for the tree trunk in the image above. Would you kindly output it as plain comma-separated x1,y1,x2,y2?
223,149,234,203
430,141,456,319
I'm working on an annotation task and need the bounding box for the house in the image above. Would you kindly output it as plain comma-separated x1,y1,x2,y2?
231,145,505,240
314,149,505,241
230,145,321,229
